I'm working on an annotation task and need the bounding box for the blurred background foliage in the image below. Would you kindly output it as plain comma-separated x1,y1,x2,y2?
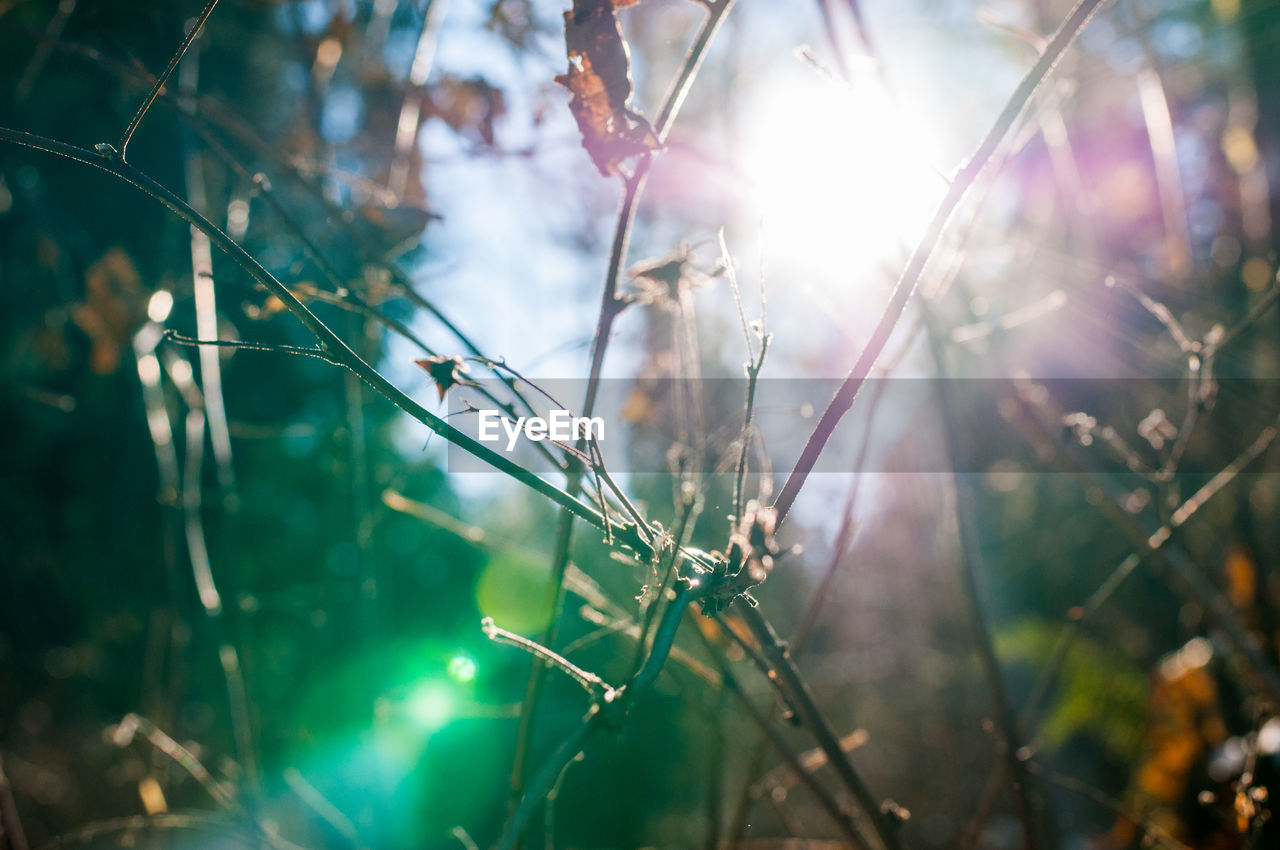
3,0,1280,848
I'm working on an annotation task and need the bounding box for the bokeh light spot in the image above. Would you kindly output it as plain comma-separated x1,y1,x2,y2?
447,654,477,683
406,681,453,730
475,553,554,634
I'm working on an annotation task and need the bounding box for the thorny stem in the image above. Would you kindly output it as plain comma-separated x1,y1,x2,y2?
771,0,1108,526
0,126,665,563
119,0,219,161
509,0,738,813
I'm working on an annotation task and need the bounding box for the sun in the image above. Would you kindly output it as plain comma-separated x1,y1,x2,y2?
738,63,947,294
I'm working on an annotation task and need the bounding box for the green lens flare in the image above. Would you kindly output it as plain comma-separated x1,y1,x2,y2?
406,682,453,730
447,654,477,683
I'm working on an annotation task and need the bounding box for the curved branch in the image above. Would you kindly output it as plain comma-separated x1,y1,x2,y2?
0,126,654,559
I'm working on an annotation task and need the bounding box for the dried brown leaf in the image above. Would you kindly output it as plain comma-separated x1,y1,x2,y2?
415,355,470,400
554,0,658,176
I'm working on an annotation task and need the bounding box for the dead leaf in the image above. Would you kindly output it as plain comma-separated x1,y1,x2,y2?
555,0,659,176
72,248,148,374
415,355,470,399
1111,637,1226,846
1225,547,1258,610
629,247,713,308
428,75,506,146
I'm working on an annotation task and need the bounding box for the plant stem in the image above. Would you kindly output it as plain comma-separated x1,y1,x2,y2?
1014,403,1280,717
496,709,600,850
737,604,903,850
924,310,1045,850
693,624,870,849
120,0,220,160
772,0,1107,526
508,0,738,814
500,580,707,850
0,126,658,561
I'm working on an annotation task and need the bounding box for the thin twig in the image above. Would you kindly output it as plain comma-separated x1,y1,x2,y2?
1026,761,1192,850
722,229,772,523
510,0,738,810
693,625,868,848
119,0,220,161
499,580,708,849
925,309,1044,850
772,0,1108,526
1014,398,1280,721
282,767,364,849
1135,63,1192,280
165,330,342,366
13,0,74,101
483,617,616,702
45,27,542,420
112,714,235,808
727,328,917,847
705,684,726,850
388,0,450,198
1207,274,1280,357
498,709,600,850
179,36,236,508
629,491,701,680
738,604,904,850
963,389,1280,846
0,126,673,564
163,347,259,789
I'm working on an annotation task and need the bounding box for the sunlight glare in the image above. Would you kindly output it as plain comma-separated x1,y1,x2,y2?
740,67,947,292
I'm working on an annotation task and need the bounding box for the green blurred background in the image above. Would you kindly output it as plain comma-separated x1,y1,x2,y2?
4,0,1280,848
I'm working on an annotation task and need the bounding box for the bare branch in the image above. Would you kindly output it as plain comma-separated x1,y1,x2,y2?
119,0,220,160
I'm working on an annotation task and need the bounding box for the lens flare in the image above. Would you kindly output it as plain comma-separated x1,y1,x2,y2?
447,654,477,683
406,681,453,730
739,67,946,296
